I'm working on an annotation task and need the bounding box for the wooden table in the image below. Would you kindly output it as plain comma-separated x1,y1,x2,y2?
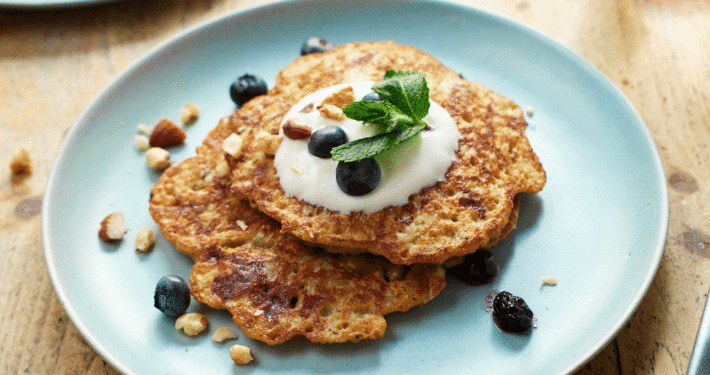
1,0,707,373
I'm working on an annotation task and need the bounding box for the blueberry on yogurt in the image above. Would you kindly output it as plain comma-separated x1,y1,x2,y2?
308,126,348,158
336,158,382,196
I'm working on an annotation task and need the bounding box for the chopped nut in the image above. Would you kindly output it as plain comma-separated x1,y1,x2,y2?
10,148,32,176
322,86,355,108
145,147,171,170
282,119,312,140
525,106,535,117
180,103,200,125
212,326,239,343
134,226,155,252
149,118,186,148
230,344,254,365
136,123,152,136
300,103,315,113
541,275,557,286
291,164,305,175
236,220,248,230
99,212,127,242
175,313,208,336
133,135,150,152
317,103,345,121
222,133,243,157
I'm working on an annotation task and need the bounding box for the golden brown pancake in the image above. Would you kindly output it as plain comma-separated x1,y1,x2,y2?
228,41,546,265
148,104,446,344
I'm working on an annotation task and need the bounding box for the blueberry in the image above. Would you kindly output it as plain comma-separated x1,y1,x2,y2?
448,249,498,286
300,37,333,56
229,74,268,107
336,158,381,196
154,275,191,319
492,291,534,333
308,126,348,158
362,92,382,102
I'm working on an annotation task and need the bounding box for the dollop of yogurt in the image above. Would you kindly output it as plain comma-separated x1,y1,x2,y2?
274,81,461,214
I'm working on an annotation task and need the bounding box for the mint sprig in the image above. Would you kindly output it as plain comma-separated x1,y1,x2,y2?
332,70,430,162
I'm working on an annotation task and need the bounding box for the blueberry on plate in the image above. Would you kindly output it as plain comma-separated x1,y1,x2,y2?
308,126,348,158
154,275,191,319
362,92,382,102
300,37,333,55
492,291,534,333
336,158,382,196
229,74,268,107
447,249,499,286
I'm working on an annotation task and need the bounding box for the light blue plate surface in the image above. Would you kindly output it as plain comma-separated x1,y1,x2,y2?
42,1,669,374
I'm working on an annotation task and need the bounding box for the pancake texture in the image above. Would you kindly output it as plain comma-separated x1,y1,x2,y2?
148,105,446,344
229,41,546,265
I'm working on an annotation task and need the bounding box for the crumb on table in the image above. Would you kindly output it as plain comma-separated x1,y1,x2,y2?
10,148,32,176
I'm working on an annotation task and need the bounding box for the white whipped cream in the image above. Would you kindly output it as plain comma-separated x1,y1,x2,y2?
274,81,461,214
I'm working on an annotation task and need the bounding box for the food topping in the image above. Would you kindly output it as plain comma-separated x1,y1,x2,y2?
154,275,191,319
134,226,156,252
274,80,460,213
145,147,171,170
212,326,239,342
229,74,268,107
10,148,32,176
282,119,312,140
300,37,333,56
149,118,186,148
175,312,208,336
180,103,200,125
336,159,381,196
316,103,346,121
98,212,127,242
229,344,254,365
133,135,150,152
541,275,557,286
492,291,534,333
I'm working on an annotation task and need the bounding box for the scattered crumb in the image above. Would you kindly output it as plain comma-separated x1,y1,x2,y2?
321,86,355,108
541,275,557,286
145,147,171,170
134,226,155,252
175,313,208,336
317,103,345,121
212,326,239,343
236,220,248,231
222,133,243,157
10,148,32,176
525,105,534,117
180,103,200,125
98,212,127,242
136,123,152,136
133,135,150,152
230,344,254,365
149,118,186,148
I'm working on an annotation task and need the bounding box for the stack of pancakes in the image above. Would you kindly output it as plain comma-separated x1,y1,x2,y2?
149,42,545,345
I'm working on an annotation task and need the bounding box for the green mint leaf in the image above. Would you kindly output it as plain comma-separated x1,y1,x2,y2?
373,70,430,122
331,122,427,162
342,100,414,133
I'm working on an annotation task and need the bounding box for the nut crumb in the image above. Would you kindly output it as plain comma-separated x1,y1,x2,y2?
230,344,254,365
145,147,171,170
134,226,155,252
525,106,535,117
99,212,127,242
136,123,152,136
282,119,312,140
321,86,355,108
541,275,557,286
10,148,32,176
212,326,239,342
236,220,248,230
291,164,304,175
222,133,243,157
180,103,200,125
317,103,345,121
133,135,150,152
175,313,208,336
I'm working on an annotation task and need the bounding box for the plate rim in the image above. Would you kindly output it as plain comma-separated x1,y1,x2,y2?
41,1,670,374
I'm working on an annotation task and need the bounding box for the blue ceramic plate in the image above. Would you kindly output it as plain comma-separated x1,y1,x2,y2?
42,1,669,374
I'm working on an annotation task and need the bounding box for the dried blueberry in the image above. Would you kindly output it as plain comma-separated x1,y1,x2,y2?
448,249,498,286
336,158,381,196
229,74,268,107
492,291,534,333
362,92,382,102
308,126,348,158
154,275,191,319
300,37,333,55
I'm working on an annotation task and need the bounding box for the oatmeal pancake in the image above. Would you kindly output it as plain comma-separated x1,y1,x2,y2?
228,41,546,265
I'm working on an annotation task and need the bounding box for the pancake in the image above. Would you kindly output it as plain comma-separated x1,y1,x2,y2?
148,107,447,344
228,41,546,265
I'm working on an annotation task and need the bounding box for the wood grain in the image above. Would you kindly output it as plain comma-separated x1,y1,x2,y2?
1,0,709,373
